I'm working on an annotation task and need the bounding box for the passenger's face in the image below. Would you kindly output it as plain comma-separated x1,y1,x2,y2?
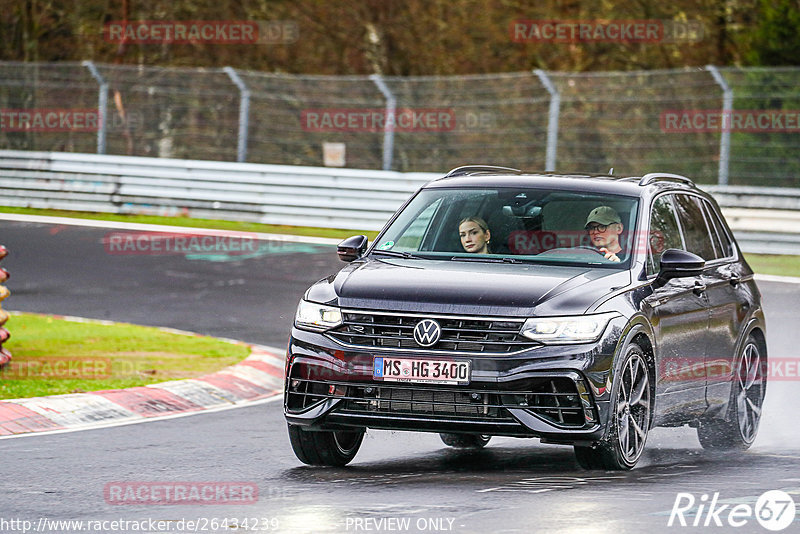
459,221,490,253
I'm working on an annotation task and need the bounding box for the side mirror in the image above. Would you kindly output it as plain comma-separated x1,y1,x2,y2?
653,248,705,288
337,235,368,262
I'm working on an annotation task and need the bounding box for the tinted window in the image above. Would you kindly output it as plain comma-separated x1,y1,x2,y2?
673,194,716,261
374,187,639,268
647,195,684,275
700,199,734,259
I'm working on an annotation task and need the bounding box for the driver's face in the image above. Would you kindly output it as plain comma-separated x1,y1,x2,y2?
587,222,623,249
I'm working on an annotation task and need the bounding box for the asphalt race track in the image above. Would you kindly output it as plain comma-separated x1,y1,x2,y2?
1,219,799,534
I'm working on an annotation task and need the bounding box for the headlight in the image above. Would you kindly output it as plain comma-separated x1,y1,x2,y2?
295,300,343,331
521,312,618,344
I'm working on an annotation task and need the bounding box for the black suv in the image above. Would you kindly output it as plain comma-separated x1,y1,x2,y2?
284,166,767,470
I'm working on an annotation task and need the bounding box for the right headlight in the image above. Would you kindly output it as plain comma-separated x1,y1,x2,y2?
294,300,343,331
520,312,618,344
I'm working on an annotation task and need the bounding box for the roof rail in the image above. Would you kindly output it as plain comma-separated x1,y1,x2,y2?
442,165,522,178
638,172,694,187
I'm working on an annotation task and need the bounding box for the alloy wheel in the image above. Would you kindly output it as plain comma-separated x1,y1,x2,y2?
616,352,651,463
735,342,765,443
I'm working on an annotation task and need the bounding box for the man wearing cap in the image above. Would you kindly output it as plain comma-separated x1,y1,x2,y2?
585,206,624,262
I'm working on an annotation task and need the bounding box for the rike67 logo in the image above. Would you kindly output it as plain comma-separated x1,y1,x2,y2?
669,490,797,531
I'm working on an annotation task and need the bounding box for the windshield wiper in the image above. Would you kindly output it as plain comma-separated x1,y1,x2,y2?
371,250,422,259
449,255,522,264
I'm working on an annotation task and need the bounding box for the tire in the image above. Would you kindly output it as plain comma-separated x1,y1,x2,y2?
697,336,766,450
439,433,491,449
575,343,652,470
287,424,364,466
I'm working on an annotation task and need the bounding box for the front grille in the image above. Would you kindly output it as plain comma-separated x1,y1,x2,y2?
341,384,514,420
286,375,597,429
500,377,590,427
327,311,539,354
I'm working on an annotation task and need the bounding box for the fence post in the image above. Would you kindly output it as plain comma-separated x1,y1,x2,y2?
82,60,108,155
534,69,560,172
223,67,251,163
706,65,732,186
369,74,396,171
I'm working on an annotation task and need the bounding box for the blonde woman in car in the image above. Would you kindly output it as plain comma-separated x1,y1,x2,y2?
459,217,492,254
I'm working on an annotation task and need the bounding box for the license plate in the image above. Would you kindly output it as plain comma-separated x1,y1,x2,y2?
373,357,471,385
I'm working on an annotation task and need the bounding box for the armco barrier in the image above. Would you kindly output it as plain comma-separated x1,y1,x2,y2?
0,245,10,368
0,150,798,254
0,150,436,231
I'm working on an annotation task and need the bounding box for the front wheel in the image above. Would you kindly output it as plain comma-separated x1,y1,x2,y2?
439,433,491,449
287,424,364,466
575,343,652,470
697,336,766,450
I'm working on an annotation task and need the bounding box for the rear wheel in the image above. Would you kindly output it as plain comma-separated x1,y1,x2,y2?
439,433,491,449
697,336,765,450
287,424,364,466
575,344,652,470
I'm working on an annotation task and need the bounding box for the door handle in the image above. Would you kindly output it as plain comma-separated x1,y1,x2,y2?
729,273,740,287
693,281,706,296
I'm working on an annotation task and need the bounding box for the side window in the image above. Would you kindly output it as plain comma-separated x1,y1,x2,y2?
701,200,734,259
647,195,684,276
673,194,716,261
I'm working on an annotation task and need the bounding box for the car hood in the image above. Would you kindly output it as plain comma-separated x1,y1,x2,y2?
305,257,632,317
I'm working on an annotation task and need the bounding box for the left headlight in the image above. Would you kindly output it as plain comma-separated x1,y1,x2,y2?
294,300,343,331
520,312,618,344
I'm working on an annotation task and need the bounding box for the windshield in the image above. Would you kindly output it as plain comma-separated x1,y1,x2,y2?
372,187,639,267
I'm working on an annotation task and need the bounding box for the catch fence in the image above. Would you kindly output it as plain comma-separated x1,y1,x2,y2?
1,62,798,187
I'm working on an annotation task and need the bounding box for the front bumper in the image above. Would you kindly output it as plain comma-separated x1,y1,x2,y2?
284,321,624,444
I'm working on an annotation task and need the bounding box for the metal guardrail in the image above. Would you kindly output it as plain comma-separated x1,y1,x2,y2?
710,206,800,256
731,232,800,256
0,150,798,254
0,150,436,231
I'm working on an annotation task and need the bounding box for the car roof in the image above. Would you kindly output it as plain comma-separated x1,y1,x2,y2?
424,168,701,198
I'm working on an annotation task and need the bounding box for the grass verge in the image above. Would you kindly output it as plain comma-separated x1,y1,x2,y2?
743,253,800,278
0,312,250,400
0,206,381,241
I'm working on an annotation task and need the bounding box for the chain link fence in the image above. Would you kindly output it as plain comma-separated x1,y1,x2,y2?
1,62,798,187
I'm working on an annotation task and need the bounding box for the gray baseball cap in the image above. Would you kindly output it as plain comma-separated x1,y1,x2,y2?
585,206,621,227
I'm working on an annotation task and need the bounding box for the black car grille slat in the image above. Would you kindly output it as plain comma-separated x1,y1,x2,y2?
286,376,594,429
499,376,588,427
340,386,511,420
327,311,539,354
346,321,415,330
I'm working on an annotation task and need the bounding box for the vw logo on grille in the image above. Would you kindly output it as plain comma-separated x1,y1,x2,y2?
413,319,441,347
